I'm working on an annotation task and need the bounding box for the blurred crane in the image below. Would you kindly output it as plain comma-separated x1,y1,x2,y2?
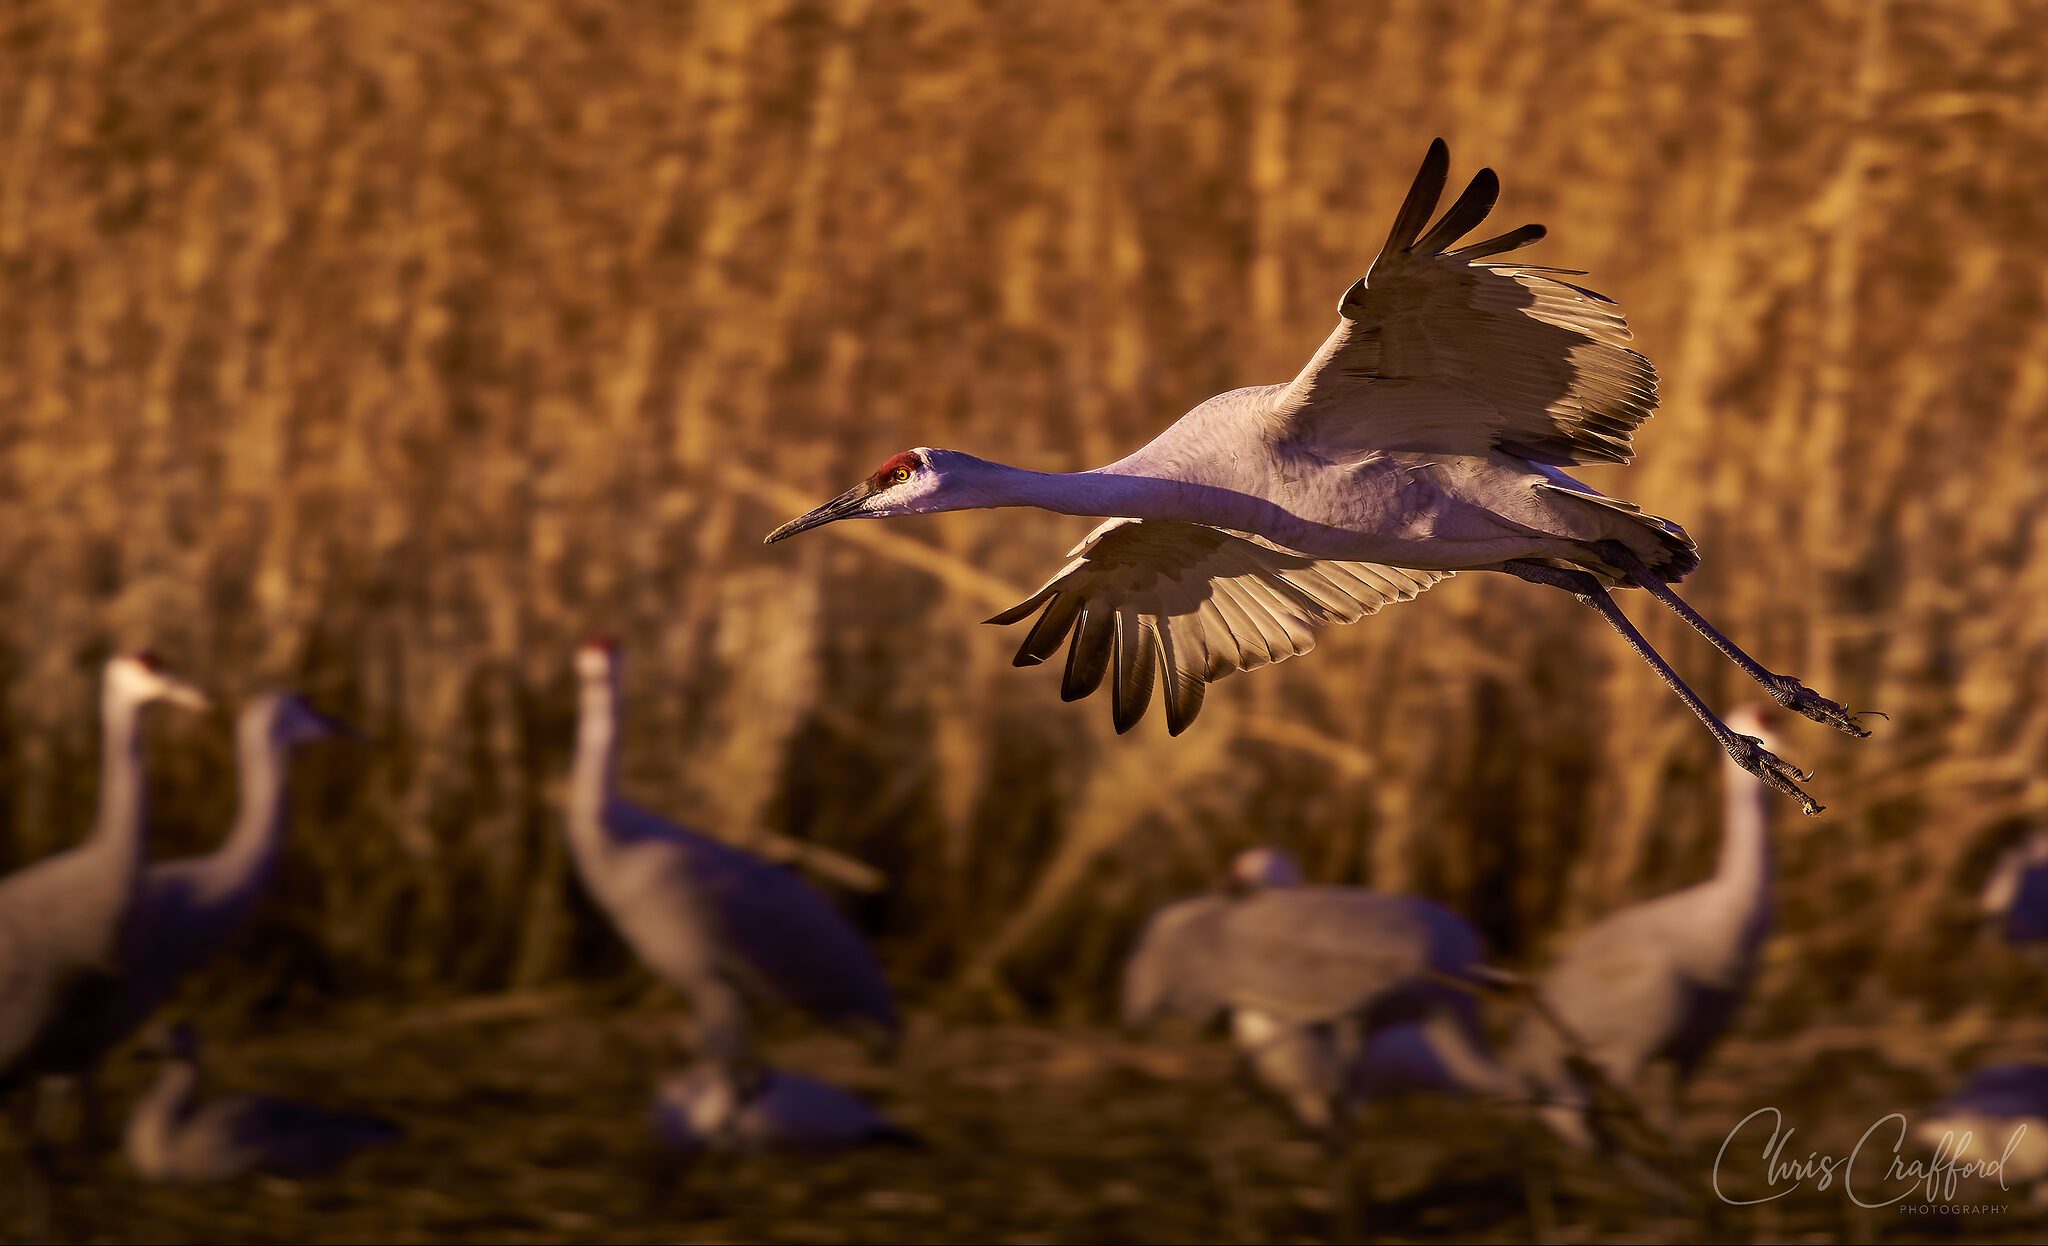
33,693,353,1133
1124,853,1511,1135
1916,1064,2048,1201
0,653,209,1118
652,1063,915,1154
1225,847,1508,1118
124,1026,399,1182
1511,705,1783,1147
567,639,897,1073
1982,829,2048,961
766,139,1870,813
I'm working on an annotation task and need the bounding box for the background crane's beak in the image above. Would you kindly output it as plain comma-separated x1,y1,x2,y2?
159,678,212,713
763,482,873,545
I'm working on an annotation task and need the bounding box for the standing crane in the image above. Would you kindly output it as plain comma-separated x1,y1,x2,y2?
0,653,209,1119
1123,855,1509,1136
1510,705,1783,1148
124,1025,399,1182
33,693,353,1133
567,638,897,1074
765,139,1872,812
652,1063,915,1155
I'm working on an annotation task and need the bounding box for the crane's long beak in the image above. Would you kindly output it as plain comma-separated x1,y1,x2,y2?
309,706,370,743
763,482,872,545
159,679,212,713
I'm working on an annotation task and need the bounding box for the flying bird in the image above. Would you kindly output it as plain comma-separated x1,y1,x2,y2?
567,639,898,1073
124,1025,399,1182
766,140,1870,811
0,653,209,1120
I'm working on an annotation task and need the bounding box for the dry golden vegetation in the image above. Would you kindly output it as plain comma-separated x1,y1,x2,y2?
2,0,2046,1240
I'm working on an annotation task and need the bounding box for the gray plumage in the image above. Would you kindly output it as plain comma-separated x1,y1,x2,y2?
651,1064,915,1154
124,1026,399,1182
1511,706,1780,1147
1124,857,1509,1133
0,654,208,1096
33,694,351,1095
568,640,897,1071
767,139,1873,813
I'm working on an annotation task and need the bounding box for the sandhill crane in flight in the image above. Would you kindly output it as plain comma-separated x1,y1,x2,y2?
0,654,209,1123
1123,855,1510,1136
1510,705,1785,1148
766,140,1871,812
568,639,898,1074
652,1063,916,1154
33,693,354,1131
124,1025,399,1182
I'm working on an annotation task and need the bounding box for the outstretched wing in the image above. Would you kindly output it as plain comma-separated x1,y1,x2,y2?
988,519,1449,735
1270,139,1655,467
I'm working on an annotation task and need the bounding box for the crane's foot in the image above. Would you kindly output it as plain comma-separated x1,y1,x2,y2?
1763,675,1877,739
1723,731,1823,815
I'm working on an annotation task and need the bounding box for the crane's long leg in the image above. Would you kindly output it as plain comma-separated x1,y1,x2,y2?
1591,542,1872,738
1500,561,1822,814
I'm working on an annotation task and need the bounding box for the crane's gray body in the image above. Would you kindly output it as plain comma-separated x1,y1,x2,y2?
568,646,897,1069
124,1029,398,1182
1125,881,1509,1131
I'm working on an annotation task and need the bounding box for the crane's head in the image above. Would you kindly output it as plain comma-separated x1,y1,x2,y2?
575,635,622,682
242,691,358,748
1723,704,1784,754
1229,846,1306,893
105,650,212,713
763,449,956,544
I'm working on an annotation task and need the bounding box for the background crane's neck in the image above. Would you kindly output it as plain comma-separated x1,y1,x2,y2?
1710,753,1774,946
201,719,296,908
569,675,621,852
89,687,147,862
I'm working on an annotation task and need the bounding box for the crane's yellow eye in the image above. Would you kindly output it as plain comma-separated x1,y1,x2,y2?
892,466,912,483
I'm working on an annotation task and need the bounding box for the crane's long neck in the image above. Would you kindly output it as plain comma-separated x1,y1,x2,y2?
126,1057,200,1172
1712,751,1774,938
89,689,147,865
569,676,621,859
198,724,295,915
944,455,1283,533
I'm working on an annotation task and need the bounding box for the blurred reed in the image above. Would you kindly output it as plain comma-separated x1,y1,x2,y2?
0,0,2043,1040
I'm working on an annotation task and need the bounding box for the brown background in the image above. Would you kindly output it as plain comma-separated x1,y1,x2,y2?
1,0,2044,1240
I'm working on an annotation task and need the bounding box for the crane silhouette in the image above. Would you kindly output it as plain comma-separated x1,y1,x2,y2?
0,653,208,1135
567,639,897,1074
32,693,353,1137
766,140,1872,812
1510,706,1783,1147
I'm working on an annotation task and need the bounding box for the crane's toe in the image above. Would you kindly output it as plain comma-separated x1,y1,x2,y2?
1724,732,1823,815
1764,676,1875,739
